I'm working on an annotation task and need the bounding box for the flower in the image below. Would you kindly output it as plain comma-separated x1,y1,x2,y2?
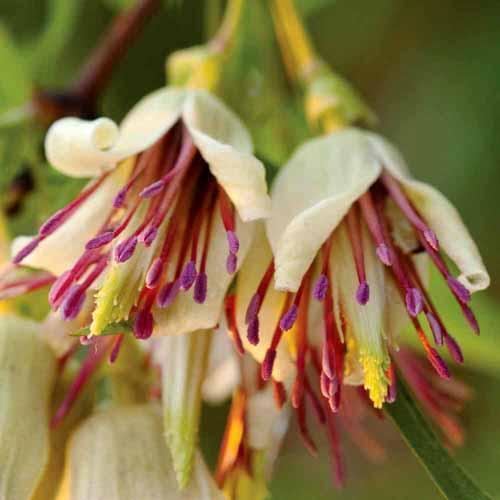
0,315,56,500
10,87,270,340
236,128,489,412
55,404,223,500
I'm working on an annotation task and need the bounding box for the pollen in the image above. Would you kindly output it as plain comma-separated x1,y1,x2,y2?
360,354,389,409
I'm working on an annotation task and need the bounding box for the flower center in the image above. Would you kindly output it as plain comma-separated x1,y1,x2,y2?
12,121,241,339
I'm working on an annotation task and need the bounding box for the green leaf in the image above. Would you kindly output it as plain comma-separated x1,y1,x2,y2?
70,320,133,337
386,379,493,500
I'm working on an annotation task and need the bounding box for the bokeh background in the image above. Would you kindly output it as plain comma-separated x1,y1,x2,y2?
1,1,499,498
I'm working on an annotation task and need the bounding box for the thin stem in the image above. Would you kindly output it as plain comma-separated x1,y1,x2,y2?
34,0,160,121
71,0,161,104
210,0,246,54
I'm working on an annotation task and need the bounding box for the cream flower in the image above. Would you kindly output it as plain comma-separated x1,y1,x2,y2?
0,315,56,500
10,87,270,340
237,128,488,409
55,404,223,500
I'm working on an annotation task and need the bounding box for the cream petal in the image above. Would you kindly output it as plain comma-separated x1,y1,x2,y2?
57,404,223,500
183,90,271,221
45,117,119,177
153,215,255,336
246,386,288,451
45,87,186,178
268,129,382,292
202,328,240,404
235,224,295,383
11,161,132,276
0,316,55,500
157,331,212,488
368,132,489,293
330,223,390,407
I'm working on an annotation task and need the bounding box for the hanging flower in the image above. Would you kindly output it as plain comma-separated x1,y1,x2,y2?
235,128,489,412
9,87,270,341
55,404,223,500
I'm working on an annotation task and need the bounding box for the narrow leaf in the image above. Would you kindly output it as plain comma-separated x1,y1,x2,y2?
386,379,492,500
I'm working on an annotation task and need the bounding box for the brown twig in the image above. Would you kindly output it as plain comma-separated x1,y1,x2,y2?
34,0,161,122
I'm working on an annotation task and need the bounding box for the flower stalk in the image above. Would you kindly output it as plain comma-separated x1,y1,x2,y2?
271,0,375,132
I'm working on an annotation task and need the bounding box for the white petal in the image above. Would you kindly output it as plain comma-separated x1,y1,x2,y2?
11,161,132,276
153,215,255,336
45,87,186,178
183,90,271,221
45,117,119,177
268,129,382,292
57,404,223,500
368,132,490,293
202,328,240,404
0,316,55,500
246,386,287,450
235,224,295,383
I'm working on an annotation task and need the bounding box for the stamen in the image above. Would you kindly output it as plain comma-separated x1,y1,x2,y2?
296,403,318,457
325,411,345,489
180,260,197,290
85,230,114,250
425,312,444,345
226,252,237,274
313,273,329,301
109,334,124,363
346,207,370,305
12,237,40,264
305,376,326,424
114,235,138,263
193,186,218,304
224,295,244,355
444,334,464,364
38,173,109,239
245,259,275,344
386,363,397,403
272,380,287,409
358,193,392,266
61,284,86,320
139,129,197,199
51,337,112,427
133,307,154,340
380,171,439,251
279,304,298,331
157,279,181,308
145,257,163,289
0,272,55,300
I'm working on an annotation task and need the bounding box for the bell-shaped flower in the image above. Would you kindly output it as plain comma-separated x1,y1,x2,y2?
0,315,56,500
237,128,489,411
54,404,223,500
10,87,270,341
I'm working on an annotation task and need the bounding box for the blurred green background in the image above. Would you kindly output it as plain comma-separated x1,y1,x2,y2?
1,1,499,499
